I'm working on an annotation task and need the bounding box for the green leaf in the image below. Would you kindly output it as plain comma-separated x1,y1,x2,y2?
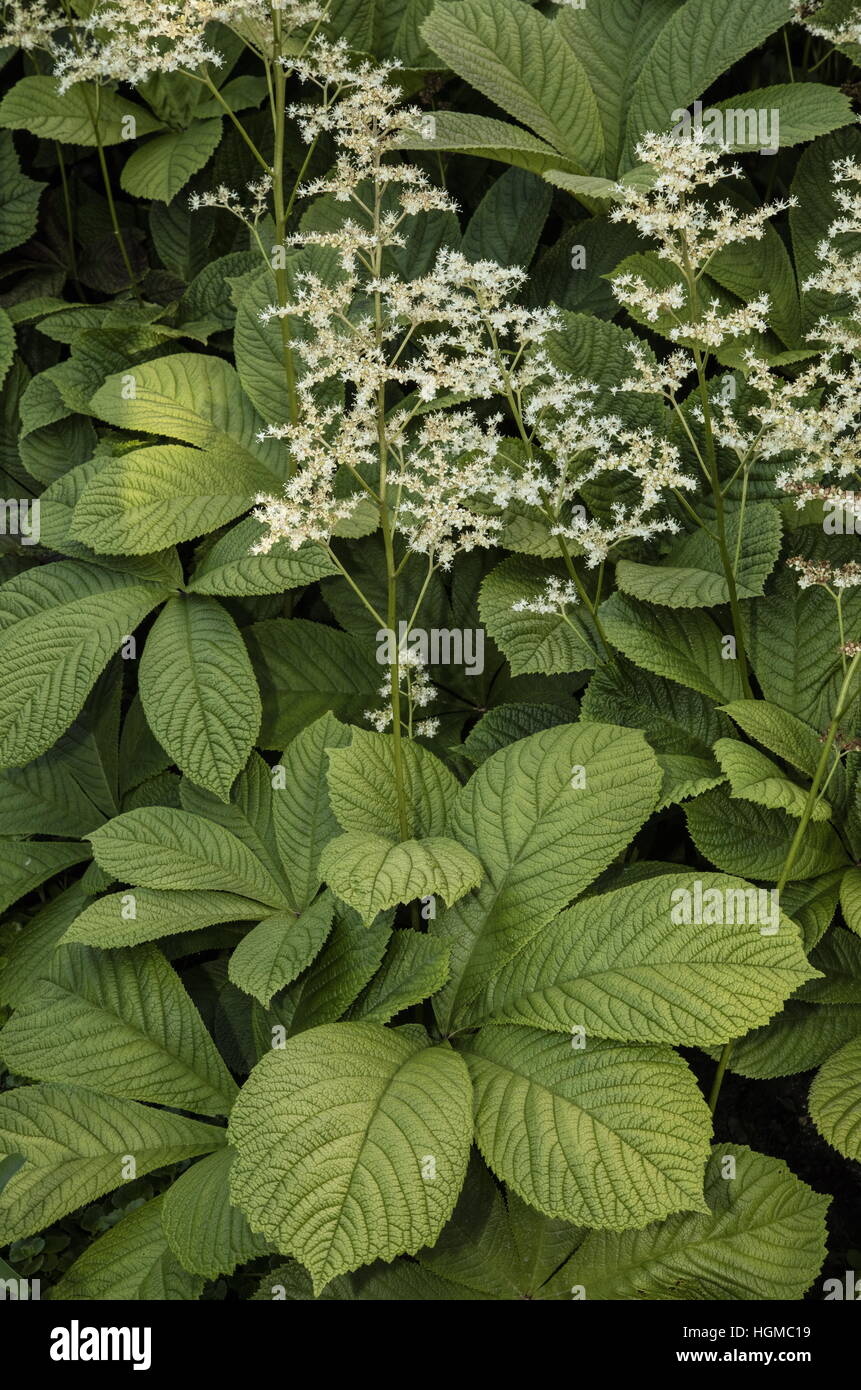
270,712,352,911
0,562,166,769
139,595,261,802
721,699,829,784
396,109,570,177
89,353,283,475
809,1036,861,1161
229,892,335,1007
0,306,14,390
190,518,338,597
0,944,238,1115
327,729,460,839
616,505,782,609
841,868,861,939
0,76,164,145
273,907,393,1036
70,445,277,555
462,166,551,267
714,83,854,153
121,119,222,202
228,1022,473,1293
556,0,678,174
88,806,290,908
421,0,603,170
460,702,570,765
0,131,46,253
686,788,846,881
601,594,745,703
553,1144,828,1300
0,839,90,915
161,1149,272,1279
347,931,451,1024
714,738,831,821
61,887,265,949
479,555,596,675
581,660,728,809
473,871,814,1045
246,619,382,747
463,1025,711,1229
49,1197,204,1301
720,1000,861,1080
625,0,794,162
320,832,483,926
434,723,661,1030
0,1084,222,1244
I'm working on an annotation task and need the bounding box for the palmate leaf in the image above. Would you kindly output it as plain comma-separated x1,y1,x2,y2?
421,0,603,170
139,595,261,802
550,1145,828,1300
0,943,238,1116
432,723,661,1031
0,1084,222,1244
470,872,815,1045
228,1022,473,1293
161,1148,273,1279
267,907,393,1038
462,1025,711,1230
49,1196,204,1301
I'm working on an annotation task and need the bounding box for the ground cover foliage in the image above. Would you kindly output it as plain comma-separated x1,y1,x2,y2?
0,0,860,1303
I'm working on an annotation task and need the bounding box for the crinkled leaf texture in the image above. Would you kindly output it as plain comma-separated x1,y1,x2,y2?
228,1022,473,1293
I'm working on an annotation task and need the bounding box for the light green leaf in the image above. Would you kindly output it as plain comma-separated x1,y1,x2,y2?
809,1036,861,1161
0,76,163,145
714,84,854,153
714,738,830,821
327,729,459,839
121,119,222,202
49,1196,204,1301
70,445,277,555
61,887,265,949
616,505,782,609
273,907,393,1036
552,1144,828,1300
320,832,483,925
89,353,283,475
474,872,814,1045
88,806,290,908
421,0,603,169
396,109,570,177
270,712,352,911
0,562,166,769
433,723,661,1030
161,1149,272,1279
721,699,829,784
229,892,335,1007
139,595,261,802
190,518,338,596
228,1022,473,1293
0,1084,222,1244
0,944,237,1115
479,555,596,675
601,593,745,702
347,931,451,1024
463,1025,711,1229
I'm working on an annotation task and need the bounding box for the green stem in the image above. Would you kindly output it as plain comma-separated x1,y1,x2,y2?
270,43,299,424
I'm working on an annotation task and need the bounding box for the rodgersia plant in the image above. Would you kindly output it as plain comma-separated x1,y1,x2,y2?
1,0,861,1309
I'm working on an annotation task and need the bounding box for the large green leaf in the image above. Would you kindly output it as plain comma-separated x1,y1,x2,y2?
616,505,782,609
421,0,603,170
472,872,815,1044
49,1196,204,1301
327,729,460,839
0,76,163,145
601,594,746,703
321,832,483,926
89,806,290,908
190,519,338,597
139,595,261,802
463,1025,711,1229
809,1036,861,1161
686,788,846,881
121,119,223,202
0,131,46,253
433,723,661,1030
246,619,382,747
0,1084,222,1244
551,1144,828,1299
61,886,265,949
161,1149,272,1279
0,562,166,769
0,944,237,1115
396,109,571,177
228,1022,473,1292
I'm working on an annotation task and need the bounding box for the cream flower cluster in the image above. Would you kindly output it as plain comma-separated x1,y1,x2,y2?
365,652,439,739
512,578,580,616
791,1,861,45
0,0,60,51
